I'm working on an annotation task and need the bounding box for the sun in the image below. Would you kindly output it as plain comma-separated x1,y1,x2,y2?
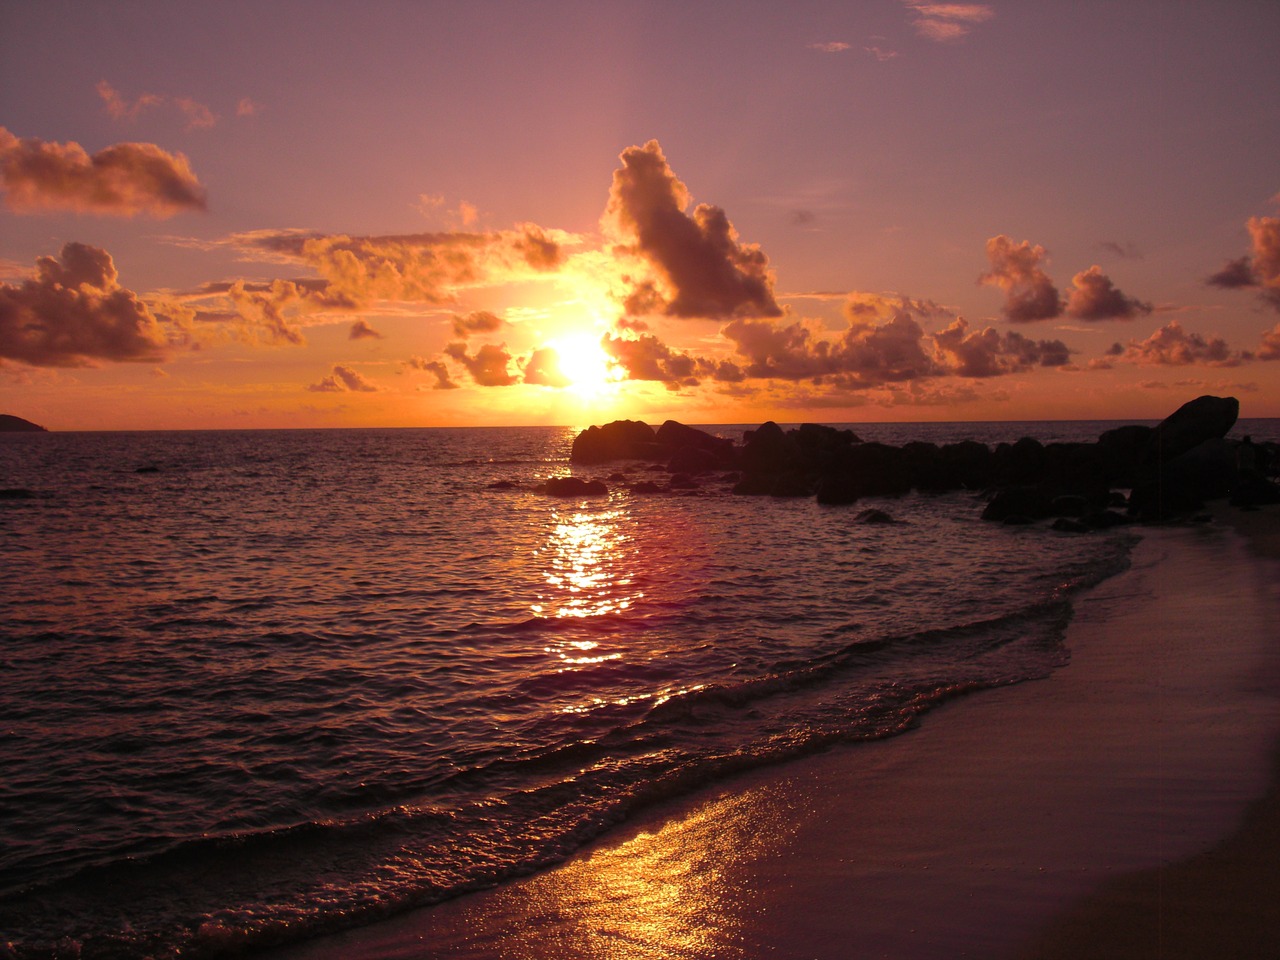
552,333,616,392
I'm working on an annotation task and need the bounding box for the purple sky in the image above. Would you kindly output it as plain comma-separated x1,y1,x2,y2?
2,0,1278,429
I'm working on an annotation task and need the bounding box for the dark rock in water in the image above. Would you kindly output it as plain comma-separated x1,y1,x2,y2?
1082,509,1129,529
740,421,799,476
668,474,700,490
940,440,995,490
769,472,812,497
982,486,1052,522
544,476,608,497
628,480,665,494
667,445,721,474
994,437,1047,485
1051,517,1090,533
731,473,775,496
570,420,659,464
1049,494,1091,518
854,508,896,524
656,420,733,458
486,480,519,490
1144,395,1238,464
815,473,860,505
0,488,37,500
1097,424,1154,485
0,414,47,432
1128,435,1240,521
135,465,161,474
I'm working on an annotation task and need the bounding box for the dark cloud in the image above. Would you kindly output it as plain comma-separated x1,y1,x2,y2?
308,364,378,392
979,235,1063,323
444,341,519,386
603,140,782,320
1064,265,1152,321
452,310,504,339
404,355,459,389
1207,214,1280,311
0,126,207,218
0,242,168,367
1207,255,1259,289
1112,321,1244,367
349,319,385,340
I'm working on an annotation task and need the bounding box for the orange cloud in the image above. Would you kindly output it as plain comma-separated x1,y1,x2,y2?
96,80,162,121
349,319,385,340
979,235,1063,323
443,341,519,386
0,126,207,218
1256,322,1280,360
452,310,504,338
902,1,995,42
521,347,572,388
603,140,782,320
1107,321,1245,367
404,355,459,389
1207,211,1280,312
308,364,378,392
932,317,1071,376
1064,265,1152,321
0,243,168,367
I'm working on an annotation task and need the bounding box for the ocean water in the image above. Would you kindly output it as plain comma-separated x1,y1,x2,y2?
0,419,1271,958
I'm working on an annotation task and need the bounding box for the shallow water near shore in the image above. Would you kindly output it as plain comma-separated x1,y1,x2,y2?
1,420,1275,958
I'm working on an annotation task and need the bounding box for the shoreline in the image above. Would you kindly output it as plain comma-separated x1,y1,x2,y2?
263,505,1280,959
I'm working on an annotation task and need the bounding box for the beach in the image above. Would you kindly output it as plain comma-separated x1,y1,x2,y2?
263,503,1280,960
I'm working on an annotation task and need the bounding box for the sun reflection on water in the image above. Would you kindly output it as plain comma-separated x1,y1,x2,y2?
532,505,644,622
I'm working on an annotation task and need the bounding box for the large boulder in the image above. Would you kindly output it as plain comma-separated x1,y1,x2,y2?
570,420,660,463
740,421,800,476
1144,395,1238,464
544,476,609,497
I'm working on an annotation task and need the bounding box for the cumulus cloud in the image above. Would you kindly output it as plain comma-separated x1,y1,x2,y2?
901,1,995,41
404,355,459,389
444,341,519,386
1064,265,1152,321
308,364,378,392
602,139,782,320
1110,321,1244,367
932,318,1072,376
1207,214,1280,311
601,331,704,386
349,319,385,340
0,126,207,218
0,242,168,366
979,235,1063,323
452,310,504,338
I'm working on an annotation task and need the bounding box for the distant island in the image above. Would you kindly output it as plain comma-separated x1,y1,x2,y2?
0,414,48,432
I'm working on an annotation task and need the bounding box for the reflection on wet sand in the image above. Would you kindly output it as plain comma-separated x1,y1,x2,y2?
394,782,800,959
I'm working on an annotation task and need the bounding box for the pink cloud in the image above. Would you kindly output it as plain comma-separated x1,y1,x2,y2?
1064,265,1152,321
0,126,207,218
979,235,1063,323
0,243,168,367
1111,321,1245,367
308,364,378,392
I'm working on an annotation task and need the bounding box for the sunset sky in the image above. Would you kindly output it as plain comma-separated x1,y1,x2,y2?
2,0,1279,430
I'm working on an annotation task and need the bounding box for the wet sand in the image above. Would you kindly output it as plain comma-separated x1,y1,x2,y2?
264,506,1280,960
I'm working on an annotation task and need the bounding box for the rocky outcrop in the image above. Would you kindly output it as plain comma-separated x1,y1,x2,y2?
565,397,1275,524
543,476,608,497
0,414,47,432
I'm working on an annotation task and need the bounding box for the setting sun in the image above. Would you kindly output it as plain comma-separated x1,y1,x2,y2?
551,333,616,393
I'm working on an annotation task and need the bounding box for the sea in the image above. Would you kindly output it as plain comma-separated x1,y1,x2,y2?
2,418,1276,959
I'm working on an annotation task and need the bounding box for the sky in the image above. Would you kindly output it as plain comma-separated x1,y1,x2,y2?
1,0,1279,431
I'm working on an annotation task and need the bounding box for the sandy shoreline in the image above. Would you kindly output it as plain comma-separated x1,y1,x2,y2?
264,505,1280,960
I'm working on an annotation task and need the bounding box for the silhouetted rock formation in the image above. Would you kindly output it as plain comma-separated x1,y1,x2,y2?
0,414,47,432
565,397,1278,525
543,476,608,497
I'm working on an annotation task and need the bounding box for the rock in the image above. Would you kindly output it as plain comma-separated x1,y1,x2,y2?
1144,395,1238,464
486,480,519,489
740,421,799,476
656,420,733,457
1048,494,1091,518
854,508,896,524
0,414,47,432
0,488,37,500
570,420,659,464
769,473,812,497
1051,517,1090,533
982,486,1052,522
628,480,665,494
668,474,700,490
815,474,860,505
667,446,721,474
544,476,608,497
135,465,161,474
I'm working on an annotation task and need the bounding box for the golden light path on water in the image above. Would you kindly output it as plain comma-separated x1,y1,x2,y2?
529,502,703,715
